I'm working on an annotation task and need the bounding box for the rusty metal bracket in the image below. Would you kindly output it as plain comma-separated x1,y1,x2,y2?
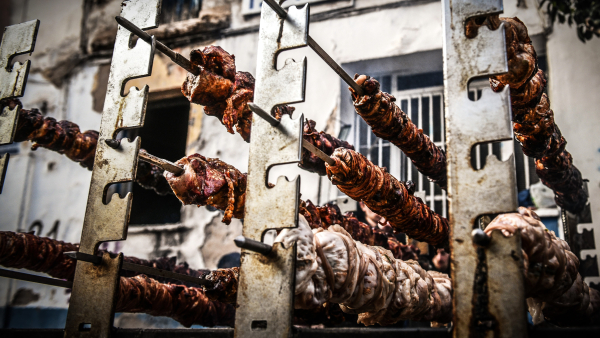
442,0,527,337
0,19,39,194
234,3,307,338
64,1,161,337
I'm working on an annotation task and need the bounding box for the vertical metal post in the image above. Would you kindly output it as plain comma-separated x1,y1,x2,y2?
0,20,39,193
64,1,161,337
234,4,307,338
442,0,527,337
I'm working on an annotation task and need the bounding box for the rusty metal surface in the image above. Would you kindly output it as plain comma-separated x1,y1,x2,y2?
64,1,161,337
442,0,526,336
234,4,307,338
65,252,123,338
0,20,39,194
0,20,39,100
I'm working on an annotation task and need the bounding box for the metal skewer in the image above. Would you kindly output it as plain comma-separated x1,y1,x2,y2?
104,139,185,176
115,16,200,76
0,268,73,289
234,236,273,256
248,103,337,166
138,151,185,176
263,0,364,96
65,251,213,287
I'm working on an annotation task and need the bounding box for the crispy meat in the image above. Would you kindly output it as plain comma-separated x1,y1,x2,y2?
180,47,353,175
0,98,173,196
182,47,235,107
350,76,447,188
467,17,588,213
276,216,452,325
302,120,355,176
486,208,600,326
164,153,247,224
116,275,235,327
0,231,78,281
326,148,449,247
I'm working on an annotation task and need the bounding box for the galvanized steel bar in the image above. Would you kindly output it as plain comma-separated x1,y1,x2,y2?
234,3,307,338
0,20,39,194
64,1,161,337
442,0,527,337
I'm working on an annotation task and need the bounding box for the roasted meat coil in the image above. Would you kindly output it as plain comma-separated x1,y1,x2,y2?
116,274,235,327
180,46,354,175
466,16,588,213
485,208,600,326
350,75,447,189
326,148,449,247
275,215,452,325
0,98,172,196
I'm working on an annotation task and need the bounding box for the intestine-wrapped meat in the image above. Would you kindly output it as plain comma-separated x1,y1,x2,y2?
164,153,247,225
180,46,354,175
485,208,600,326
275,215,452,325
326,148,449,247
299,200,419,261
116,274,235,327
350,75,447,189
466,16,587,213
0,98,172,196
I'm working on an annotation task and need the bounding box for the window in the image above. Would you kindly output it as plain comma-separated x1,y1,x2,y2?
160,0,202,24
242,0,348,15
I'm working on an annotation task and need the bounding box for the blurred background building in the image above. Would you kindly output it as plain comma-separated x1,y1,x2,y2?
0,0,599,329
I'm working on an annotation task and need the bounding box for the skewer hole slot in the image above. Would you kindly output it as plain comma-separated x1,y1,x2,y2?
251,320,268,330
79,323,92,331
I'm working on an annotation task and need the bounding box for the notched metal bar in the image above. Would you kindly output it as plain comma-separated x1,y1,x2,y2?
65,1,161,337
235,3,307,338
443,0,526,337
0,20,39,194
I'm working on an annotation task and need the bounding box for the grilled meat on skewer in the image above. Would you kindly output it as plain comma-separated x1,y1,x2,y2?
180,46,354,175
350,75,447,189
326,148,449,247
0,98,172,196
163,154,419,258
465,16,587,213
486,208,600,326
276,216,452,325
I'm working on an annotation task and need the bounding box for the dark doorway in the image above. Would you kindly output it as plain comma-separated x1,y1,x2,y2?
128,95,190,224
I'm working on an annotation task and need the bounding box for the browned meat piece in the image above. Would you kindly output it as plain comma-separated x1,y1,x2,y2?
326,148,449,247
302,119,355,176
350,75,447,189
486,208,600,326
182,46,235,108
0,98,173,196
201,267,239,304
116,275,235,327
180,47,354,175
467,17,588,213
164,153,247,224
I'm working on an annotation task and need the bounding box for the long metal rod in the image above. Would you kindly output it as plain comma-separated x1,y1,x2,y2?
115,16,199,76
138,151,185,176
0,268,73,289
234,236,273,256
249,102,336,165
66,251,213,287
263,0,364,96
